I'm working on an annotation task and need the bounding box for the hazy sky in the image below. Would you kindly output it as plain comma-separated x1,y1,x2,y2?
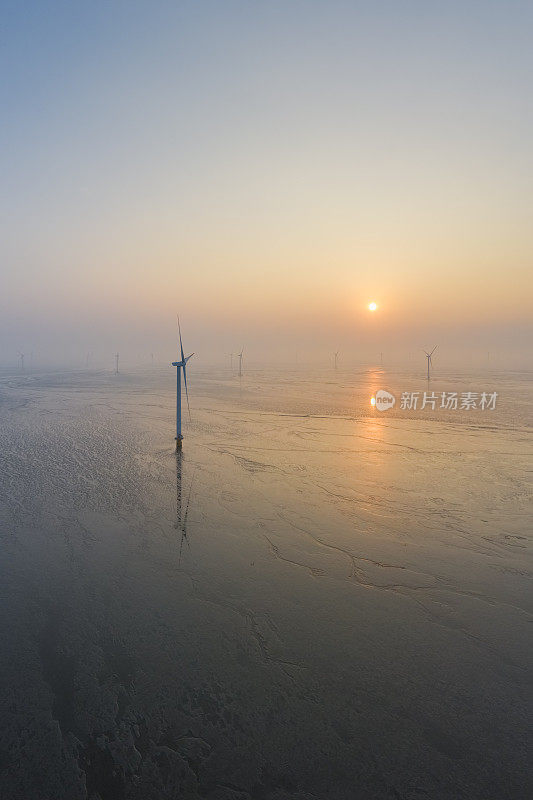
1,1,532,365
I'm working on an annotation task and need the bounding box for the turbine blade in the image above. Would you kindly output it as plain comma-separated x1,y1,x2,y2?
183,365,191,420
177,315,185,362
430,345,438,356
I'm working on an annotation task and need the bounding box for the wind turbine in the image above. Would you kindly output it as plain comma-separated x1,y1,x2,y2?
423,346,438,380
334,351,339,370
18,352,24,371
114,353,119,374
172,318,194,450
237,348,244,377
227,353,234,370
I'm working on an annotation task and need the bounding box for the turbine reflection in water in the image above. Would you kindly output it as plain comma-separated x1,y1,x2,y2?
175,451,195,567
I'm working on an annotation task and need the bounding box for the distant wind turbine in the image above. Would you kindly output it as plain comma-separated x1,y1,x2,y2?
227,353,234,370
18,352,24,371
238,348,244,377
172,318,194,450
334,351,339,369
423,346,438,380
114,353,119,374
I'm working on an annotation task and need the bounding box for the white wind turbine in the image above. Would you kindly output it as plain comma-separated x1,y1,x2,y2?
172,318,194,450
423,346,438,380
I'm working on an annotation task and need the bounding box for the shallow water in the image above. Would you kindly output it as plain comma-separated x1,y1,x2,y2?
0,366,531,799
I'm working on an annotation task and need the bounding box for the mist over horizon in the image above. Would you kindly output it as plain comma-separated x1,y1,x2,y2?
1,311,530,371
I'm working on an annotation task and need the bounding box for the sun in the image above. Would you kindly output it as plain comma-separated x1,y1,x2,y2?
368,302,377,311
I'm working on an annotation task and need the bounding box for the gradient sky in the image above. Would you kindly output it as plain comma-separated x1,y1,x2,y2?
1,0,532,365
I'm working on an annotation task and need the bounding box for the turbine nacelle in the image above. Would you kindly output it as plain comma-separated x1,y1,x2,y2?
172,354,194,367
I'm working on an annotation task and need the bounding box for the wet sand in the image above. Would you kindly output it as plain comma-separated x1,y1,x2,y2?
0,367,531,799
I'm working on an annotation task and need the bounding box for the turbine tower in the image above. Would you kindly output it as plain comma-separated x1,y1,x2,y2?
114,353,119,374
334,351,339,370
18,352,24,371
238,348,244,377
423,346,438,380
172,318,194,450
